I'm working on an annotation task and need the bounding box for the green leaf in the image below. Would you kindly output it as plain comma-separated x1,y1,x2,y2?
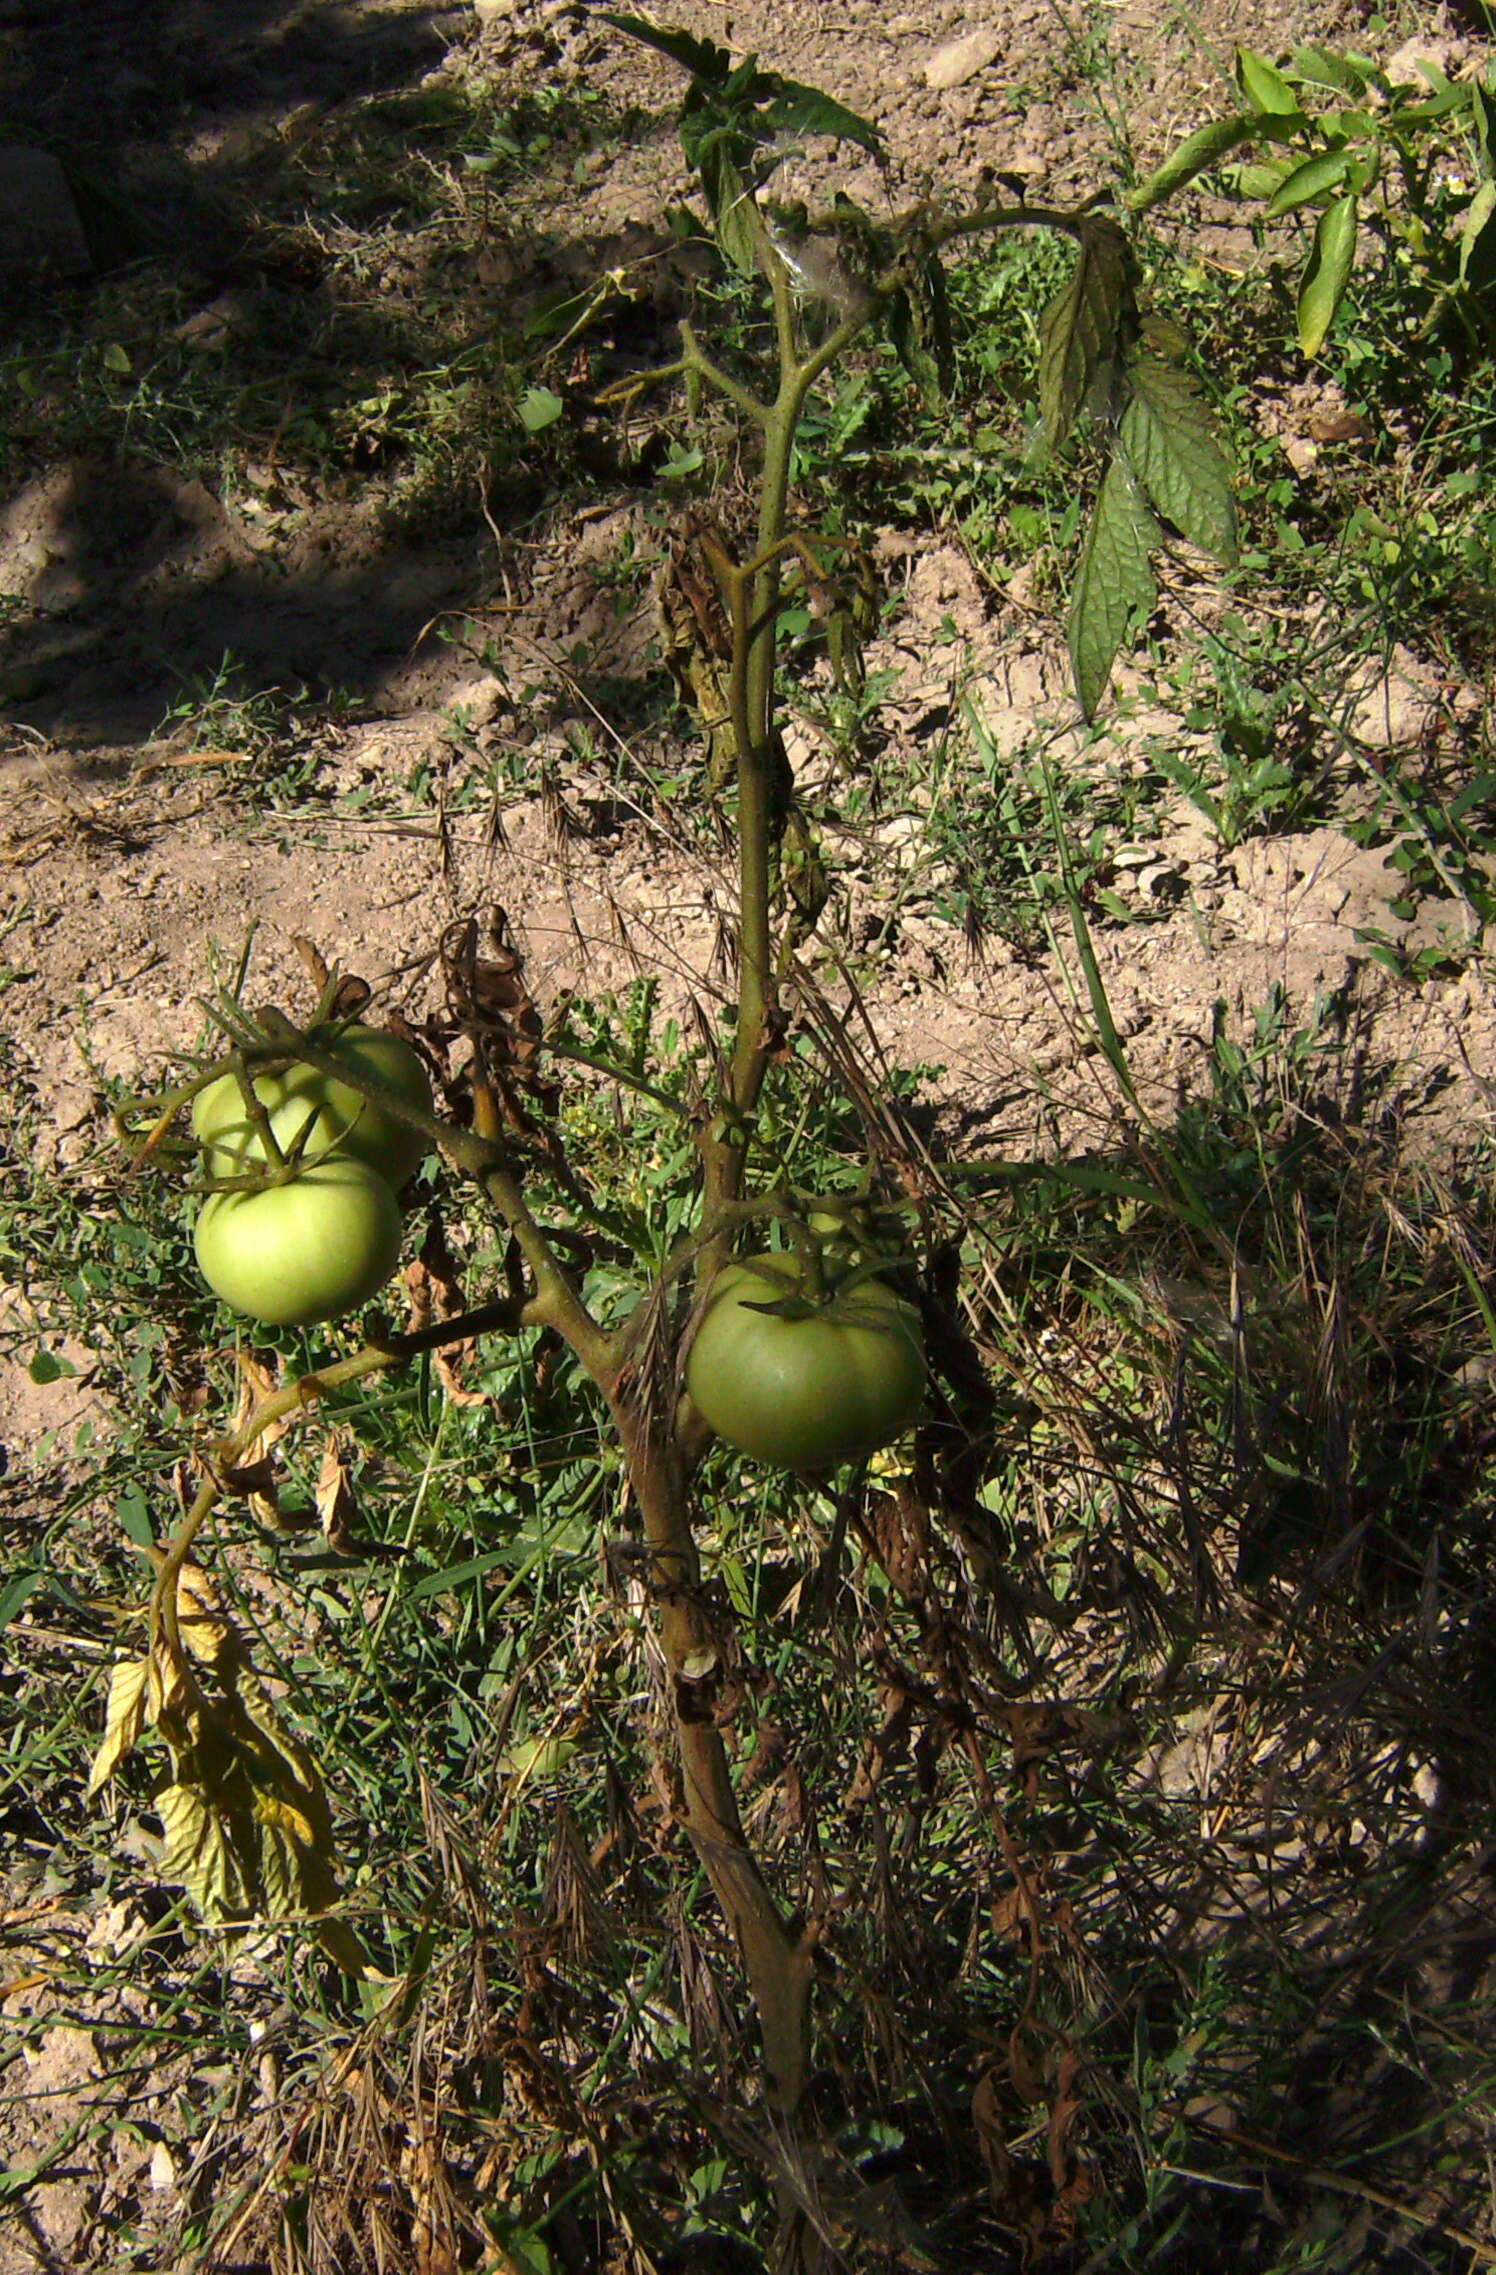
115,1486,154,1547
517,386,565,433
1038,216,1134,452
1229,158,1295,199
1459,177,1496,291
1386,87,1464,126
1473,73,1496,180
407,1547,522,1601
1266,147,1353,217
102,342,131,375
1296,194,1358,356
1236,49,1302,117
600,13,732,86
1068,457,1159,719
28,1348,77,1384
0,1569,42,1630
1285,45,1373,95
1120,357,1237,565
1126,115,1258,215
763,78,883,158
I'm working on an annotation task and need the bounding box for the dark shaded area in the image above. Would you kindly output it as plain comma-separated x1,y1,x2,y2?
0,0,463,240
0,0,481,740
0,0,684,747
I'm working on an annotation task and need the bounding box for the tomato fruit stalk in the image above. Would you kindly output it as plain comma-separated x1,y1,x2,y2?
192,1024,433,1187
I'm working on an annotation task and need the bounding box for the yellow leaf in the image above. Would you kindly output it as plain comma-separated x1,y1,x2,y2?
88,1658,151,1798
173,1562,232,1668
255,1791,317,1850
157,1780,252,1921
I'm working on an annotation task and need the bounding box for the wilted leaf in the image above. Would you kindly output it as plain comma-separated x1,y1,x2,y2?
230,1351,281,1444
1297,194,1358,356
106,1565,369,1969
406,1245,491,1408
1120,356,1237,564
1068,457,1159,718
888,284,943,409
317,1916,381,1978
1038,217,1134,452
314,1434,361,1553
224,1355,287,1526
235,1664,326,1810
695,132,758,273
88,1657,151,1797
172,1561,232,1669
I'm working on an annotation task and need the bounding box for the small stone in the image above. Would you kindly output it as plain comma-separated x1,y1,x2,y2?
923,28,1002,91
1345,645,1439,749
1382,35,1462,90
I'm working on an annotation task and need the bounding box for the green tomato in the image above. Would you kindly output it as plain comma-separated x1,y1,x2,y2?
192,1025,433,1187
193,1158,404,1327
686,1250,925,1470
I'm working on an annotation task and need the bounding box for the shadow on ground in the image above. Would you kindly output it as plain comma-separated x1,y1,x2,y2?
0,0,683,750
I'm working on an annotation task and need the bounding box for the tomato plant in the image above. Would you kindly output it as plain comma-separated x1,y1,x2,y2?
192,1024,433,1187
686,1250,925,1469
193,1157,405,1327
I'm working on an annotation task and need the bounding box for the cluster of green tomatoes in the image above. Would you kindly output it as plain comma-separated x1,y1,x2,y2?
184,1021,926,1469
190,1026,434,1329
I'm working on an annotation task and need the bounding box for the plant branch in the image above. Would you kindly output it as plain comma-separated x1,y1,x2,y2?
148,1292,545,1669
613,1411,813,2115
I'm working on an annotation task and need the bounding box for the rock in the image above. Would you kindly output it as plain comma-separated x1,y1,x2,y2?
923,28,1002,91
0,146,93,279
1345,645,1439,749
1382,35,1464,90
1135,861,1185,904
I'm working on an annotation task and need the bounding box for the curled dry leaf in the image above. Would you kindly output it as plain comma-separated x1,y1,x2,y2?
222,1351,290,1529
405,1235,492,1408
314,1432,362,1554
